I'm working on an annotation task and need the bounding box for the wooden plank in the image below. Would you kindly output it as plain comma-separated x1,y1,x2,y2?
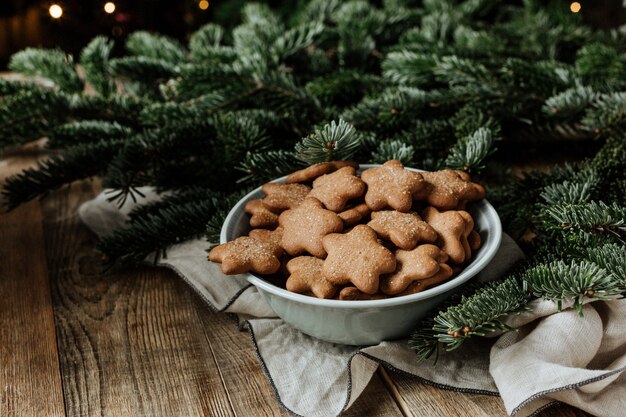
40,180,235,417
194,305,404,417
0,155,65,417
381,368,591,417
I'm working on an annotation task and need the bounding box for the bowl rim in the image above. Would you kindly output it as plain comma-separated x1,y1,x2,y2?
220,164,502,309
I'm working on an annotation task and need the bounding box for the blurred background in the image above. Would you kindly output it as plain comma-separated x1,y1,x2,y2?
1,0,625,69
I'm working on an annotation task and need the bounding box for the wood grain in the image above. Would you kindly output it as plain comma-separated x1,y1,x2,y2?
195,304,403,417
40,180,235,417
0,156,65,417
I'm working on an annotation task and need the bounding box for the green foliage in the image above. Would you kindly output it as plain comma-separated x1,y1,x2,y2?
80,36,115,97
125,31,187,63
8,48,83,93
525,260,622,314
295,119,361,163
444,127,497,172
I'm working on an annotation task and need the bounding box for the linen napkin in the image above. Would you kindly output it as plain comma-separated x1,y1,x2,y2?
79,188,626,417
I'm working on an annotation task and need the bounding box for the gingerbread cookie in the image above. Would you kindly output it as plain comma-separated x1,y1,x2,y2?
458,210,475,260
285,161,359,184
338,203,371,226
322,225,396,294
368,211,437,250
422,206,468,264
380,244,449,295
261,183,311,211
286,256,337,299
361,160,426,212
245,199,279,229
338,287,388,300
415,170,485,210
278,197,343,257
468,230,481,251
309,166,366,212
208,236,282,275
249,227,284,254
396,264,454,296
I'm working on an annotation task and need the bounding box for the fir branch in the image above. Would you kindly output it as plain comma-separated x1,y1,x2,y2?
581,92,626,133
539,174,598,206
98,192,241,264
444,127,497,172
2,139,124,210
79,36,115,97
189,23,224,61
435,56,491,86
382,51,437,86
524,260,622,315
271,22,324,62
0,89,69,148
237,150,305,183
543,86,598,119
125,31,187,64
8,48,82,93
109,56,179,82
47,120,133,148
411,277,530,360
545,201,626,241
295,119,360,164
371,140,414,165
584,243,626,285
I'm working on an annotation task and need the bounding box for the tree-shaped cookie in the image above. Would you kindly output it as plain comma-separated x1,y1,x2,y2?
361,160,426,212
245,199,279,229
209,236,282,275
415,170,485,210
278,197,343,257
309,166,366,212
322,225,396,294
380,244,450,295
422,206,468,264
286,256,337,299
285,161,359,184
261,183,311,211
368,210,437,249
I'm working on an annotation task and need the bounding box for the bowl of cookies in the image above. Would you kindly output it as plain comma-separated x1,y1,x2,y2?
210,160,502,345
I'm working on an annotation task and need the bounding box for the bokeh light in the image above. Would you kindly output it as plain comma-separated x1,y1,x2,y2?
104,2,116,14
49,4,63,19
570,2,582,13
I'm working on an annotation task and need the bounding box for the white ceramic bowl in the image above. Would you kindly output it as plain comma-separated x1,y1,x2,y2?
220,165,502,345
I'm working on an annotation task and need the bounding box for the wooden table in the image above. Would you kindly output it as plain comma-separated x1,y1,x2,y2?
0,151,590,417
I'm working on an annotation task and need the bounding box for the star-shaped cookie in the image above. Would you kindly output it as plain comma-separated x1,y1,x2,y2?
245,199,279,229
337,287,388,300
278,197,343,257
380,244,449,295
361,160,426,212
286,256,337,299
309,166,366,212
396,264,454,296
422,206,469,264
368,210,437,250
285,161,359,184
261,183,311,212
248,227,284,255
322,225,396,294
415,170,485,210
208,236,282,275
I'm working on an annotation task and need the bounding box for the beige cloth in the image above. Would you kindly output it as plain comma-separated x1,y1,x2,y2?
79,188,626,417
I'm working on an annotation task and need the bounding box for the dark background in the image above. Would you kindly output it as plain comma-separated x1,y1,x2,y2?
0,0,624,69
